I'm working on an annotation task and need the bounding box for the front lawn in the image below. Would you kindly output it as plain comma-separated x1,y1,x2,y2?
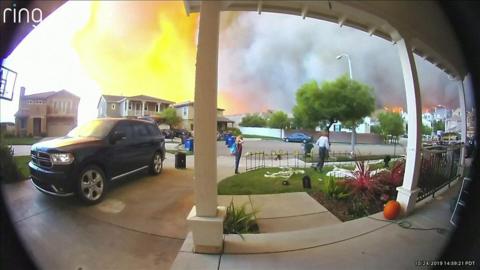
14,156,31,180
218,167,333,195
2,137,41,145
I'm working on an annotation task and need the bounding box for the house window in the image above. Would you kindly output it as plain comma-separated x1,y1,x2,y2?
155,104,159,112
112,104,116,110
128,103,132,110
27,100,33,104
183,107,187,117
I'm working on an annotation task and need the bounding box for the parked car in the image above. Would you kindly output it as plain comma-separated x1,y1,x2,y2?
137,116,157,124
172,128,191,138
283,132,312,143
160,129,175,139
29,118,166,204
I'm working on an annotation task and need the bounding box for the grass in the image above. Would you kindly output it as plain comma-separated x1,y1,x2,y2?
1,136,41,145
14,156,31,180
242,134,282,141
218,166,335,195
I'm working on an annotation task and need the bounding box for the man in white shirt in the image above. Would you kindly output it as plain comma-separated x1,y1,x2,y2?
315,132,330,171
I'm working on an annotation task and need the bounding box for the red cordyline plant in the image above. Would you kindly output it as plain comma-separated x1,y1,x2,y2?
344,161,383,202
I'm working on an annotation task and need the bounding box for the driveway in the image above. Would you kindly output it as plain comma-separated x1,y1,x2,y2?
1,155,194,269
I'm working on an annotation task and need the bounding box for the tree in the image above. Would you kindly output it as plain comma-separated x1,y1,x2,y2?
267,111,290,129
159,107,181,128
432,120,445,133
421,123,433,136
293,75,375,154
239,113,267,127
378,111,405,144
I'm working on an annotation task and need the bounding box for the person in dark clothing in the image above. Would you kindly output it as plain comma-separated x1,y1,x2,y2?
234,135,244,174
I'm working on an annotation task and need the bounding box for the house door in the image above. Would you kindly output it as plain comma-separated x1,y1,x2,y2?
33,118,41,136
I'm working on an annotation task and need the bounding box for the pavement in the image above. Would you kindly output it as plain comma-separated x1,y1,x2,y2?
1,139,454,270
172,182,459,270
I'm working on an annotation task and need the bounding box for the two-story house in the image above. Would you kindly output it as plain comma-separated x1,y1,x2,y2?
97,94,174,119
15,87,80,137
173,101,234,131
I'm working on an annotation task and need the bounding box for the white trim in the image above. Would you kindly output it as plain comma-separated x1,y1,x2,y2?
111,166,148,181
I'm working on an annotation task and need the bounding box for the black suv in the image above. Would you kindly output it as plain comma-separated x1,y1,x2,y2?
29,118,165,204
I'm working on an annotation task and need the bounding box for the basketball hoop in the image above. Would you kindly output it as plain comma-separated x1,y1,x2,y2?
0,65,18,101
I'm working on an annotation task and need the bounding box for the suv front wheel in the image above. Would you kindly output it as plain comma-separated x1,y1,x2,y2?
150,152,163,175
77,165,106,205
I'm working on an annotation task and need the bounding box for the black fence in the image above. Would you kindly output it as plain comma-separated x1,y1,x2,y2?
244,151,306,171
416,144,462,202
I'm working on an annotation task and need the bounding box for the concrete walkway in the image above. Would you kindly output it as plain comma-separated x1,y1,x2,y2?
218,192,341,233
171,183,458,269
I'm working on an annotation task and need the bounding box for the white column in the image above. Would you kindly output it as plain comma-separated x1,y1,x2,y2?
396,38,422,215
186,1,225,254
125,100,129,116
458,80,467,176
141,101,145,116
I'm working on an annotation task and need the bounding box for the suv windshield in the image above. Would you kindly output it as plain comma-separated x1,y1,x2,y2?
67,120,116,138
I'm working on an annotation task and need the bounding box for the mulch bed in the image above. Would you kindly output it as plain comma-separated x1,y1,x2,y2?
309,192,384,222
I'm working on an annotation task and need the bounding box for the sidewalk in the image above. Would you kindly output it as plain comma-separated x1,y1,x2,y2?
172,183,458,269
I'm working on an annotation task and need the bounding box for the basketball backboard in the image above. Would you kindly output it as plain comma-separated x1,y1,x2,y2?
0,65,17,101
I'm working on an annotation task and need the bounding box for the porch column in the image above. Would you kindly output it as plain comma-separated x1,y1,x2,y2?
125,100,129,116
186,1,225,254
457,80,467,176
396,38,422,215
141,101,146,116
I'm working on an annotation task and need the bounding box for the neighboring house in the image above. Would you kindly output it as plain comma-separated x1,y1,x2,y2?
14,87,80,137
173,101,233,131
97,94,174,119
0,122,15,136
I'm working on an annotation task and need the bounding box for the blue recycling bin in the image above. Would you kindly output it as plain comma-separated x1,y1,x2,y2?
227,136,236,148
184,138,194,152
224,133,231,145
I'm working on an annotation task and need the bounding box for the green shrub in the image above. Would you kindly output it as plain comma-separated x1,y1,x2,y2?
322,176,350,200
0,142,21,183
223,200,259,236
226,127,242,136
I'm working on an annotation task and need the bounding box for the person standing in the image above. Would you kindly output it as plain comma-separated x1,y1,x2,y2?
315,132,330,171
234,135,244,174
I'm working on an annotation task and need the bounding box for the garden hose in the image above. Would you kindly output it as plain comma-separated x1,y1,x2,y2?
367,216,449,235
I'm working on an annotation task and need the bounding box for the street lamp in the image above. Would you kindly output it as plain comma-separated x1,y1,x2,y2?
336,53,353,79
336,53,355,156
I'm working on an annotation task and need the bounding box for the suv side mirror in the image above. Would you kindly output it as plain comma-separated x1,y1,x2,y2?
110,131,126,144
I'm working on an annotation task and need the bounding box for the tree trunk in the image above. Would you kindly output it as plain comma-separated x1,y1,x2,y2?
351,126,357,156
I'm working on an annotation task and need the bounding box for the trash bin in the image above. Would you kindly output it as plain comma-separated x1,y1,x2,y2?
175,152,186,169
185,138,194,152
303,142,314,156
224,133,231,145
227,136,236,148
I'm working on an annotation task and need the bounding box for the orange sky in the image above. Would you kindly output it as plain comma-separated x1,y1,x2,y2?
72,1,237,112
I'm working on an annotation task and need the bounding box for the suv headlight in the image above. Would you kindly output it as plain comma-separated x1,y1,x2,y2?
50,153,75,165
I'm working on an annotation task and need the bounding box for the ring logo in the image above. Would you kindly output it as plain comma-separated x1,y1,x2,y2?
2,3,43,28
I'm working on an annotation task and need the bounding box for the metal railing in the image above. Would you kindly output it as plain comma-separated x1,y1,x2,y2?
244,151,305,171
416,144,462,201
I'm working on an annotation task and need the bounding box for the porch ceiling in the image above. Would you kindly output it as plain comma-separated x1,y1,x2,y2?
184,0,466,79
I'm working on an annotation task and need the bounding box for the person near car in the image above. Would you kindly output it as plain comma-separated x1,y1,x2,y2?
234,135,244,174
315,132,330,171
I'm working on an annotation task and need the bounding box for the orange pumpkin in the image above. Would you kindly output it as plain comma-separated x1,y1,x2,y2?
383,200,401,220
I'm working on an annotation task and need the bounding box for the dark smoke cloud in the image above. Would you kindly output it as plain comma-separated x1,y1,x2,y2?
218,12,471,114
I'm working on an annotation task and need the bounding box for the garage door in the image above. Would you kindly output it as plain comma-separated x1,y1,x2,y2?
47,118,75,137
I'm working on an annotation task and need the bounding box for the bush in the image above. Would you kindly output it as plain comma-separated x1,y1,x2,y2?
322,176,350,200
226,127,241,136
0,142,21,183
223,200,259,235
344,161,383,203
